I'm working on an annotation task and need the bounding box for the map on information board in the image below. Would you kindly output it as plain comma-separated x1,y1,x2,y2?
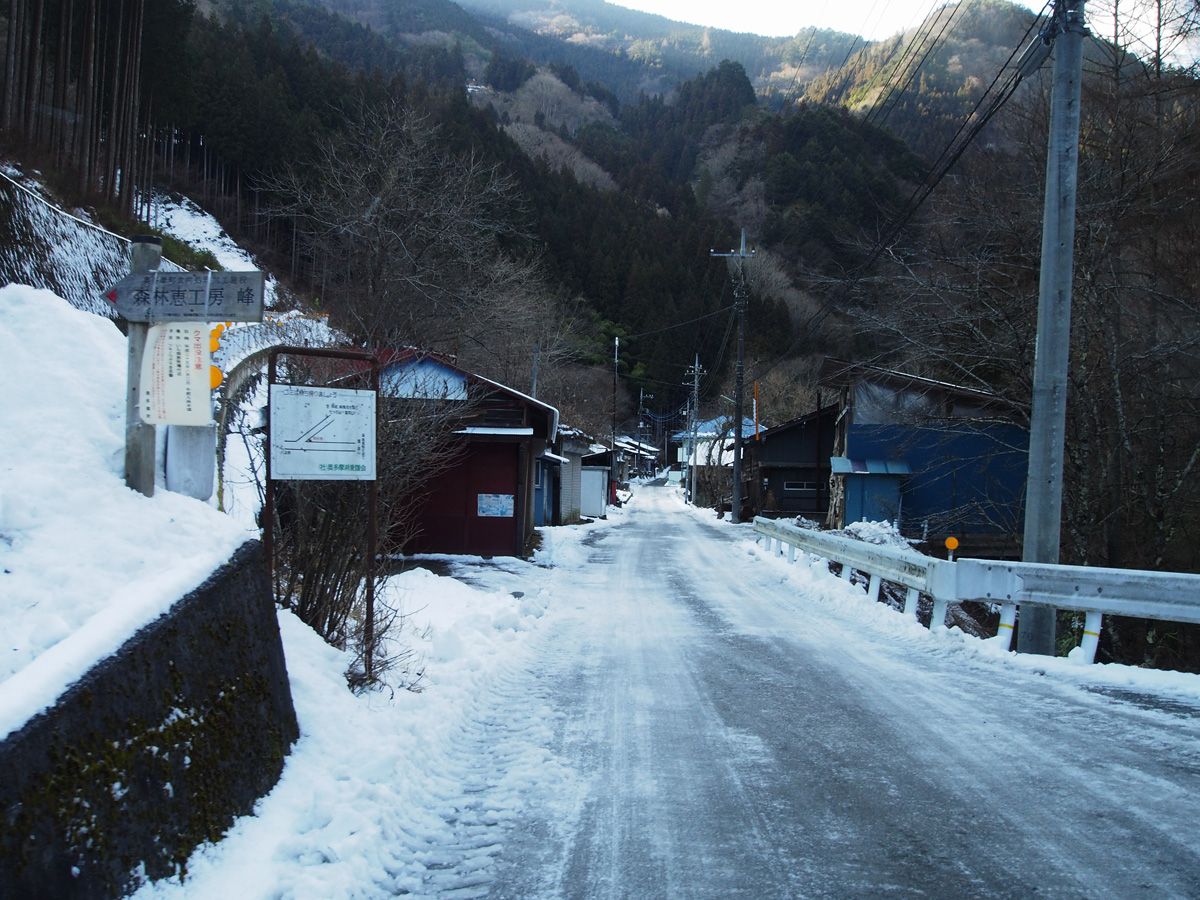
269,384,376,480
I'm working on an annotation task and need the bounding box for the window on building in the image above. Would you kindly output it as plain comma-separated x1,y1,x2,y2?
783,481,817,492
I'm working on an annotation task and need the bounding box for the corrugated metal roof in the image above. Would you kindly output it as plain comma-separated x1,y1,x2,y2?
830,457,911,475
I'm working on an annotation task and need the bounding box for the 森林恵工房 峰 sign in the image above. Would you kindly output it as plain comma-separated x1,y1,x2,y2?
105,271,265,323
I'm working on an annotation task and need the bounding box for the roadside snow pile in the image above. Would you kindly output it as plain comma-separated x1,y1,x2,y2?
0,285,252,740
129,561,570,900
841,519,916,549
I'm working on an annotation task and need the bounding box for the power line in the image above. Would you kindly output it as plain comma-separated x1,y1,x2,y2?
858,2,1054,271
622,303,735,340
864,1,969,132
746,3,1056,386
778,0,836,108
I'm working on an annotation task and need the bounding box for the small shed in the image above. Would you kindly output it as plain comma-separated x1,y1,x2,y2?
818,357,1028,557
551,427,600,524
580,448,611,518
746,407,837,519
380,352,558,558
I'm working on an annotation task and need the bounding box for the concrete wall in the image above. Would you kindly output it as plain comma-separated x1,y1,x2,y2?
0,541,298,900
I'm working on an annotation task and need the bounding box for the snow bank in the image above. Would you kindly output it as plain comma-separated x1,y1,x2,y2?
129,562,570,900
736,515,1200,703
0,285,252,740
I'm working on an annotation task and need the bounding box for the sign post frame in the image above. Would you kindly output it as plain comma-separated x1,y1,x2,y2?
264,346,380,680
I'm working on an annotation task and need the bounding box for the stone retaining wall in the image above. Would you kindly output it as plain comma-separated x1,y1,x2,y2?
0,540,298,899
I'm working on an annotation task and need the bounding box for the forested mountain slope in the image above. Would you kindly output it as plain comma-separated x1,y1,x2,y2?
8,0,1200,610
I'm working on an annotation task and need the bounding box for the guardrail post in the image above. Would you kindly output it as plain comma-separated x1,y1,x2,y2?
840,563,854,582
867,574,882,603
1079,610,1102,664
931,597,949,630
997,603,1017,650
904,587,920,618
788,544,796,564
775,538,785,558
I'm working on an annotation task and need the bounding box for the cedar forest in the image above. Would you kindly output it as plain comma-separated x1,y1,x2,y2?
3,0,1200,669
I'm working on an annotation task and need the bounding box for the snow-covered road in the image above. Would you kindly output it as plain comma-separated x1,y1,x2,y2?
130,482,1200,900
477,484,1200,899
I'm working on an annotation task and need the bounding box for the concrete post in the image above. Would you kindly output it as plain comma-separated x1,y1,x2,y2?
1020,0,1087,655
125,236,162,496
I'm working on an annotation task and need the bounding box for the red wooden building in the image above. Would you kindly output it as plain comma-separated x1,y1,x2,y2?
380,351,559,558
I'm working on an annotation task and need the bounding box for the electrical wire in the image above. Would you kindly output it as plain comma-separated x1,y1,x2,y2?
778,0,834,107
864,0,968,132
859,0,1053,271
622,303,735,340
744,1,1055,386
849,0,943,124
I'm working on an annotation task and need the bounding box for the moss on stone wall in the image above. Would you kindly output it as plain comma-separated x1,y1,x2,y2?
0,541,298,900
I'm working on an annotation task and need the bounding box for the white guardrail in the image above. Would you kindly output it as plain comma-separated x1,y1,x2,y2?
753,517,1200,664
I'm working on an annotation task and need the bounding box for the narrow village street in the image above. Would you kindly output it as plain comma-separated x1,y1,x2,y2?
454,484,1200,899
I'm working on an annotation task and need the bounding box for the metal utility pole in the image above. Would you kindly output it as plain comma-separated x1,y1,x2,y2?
612,336,619,482
1020,0,1088,656
712,230,754,522
685,355,704,505
125,235,162,497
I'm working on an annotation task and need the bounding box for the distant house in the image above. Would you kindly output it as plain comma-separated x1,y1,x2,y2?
745,406,837,521
817,358,1028,557
672,416,757,508
614,436,659,479
547,427,602,525
379,351,558,558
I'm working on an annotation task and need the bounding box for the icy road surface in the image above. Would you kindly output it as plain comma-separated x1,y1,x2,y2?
466,484,1200,899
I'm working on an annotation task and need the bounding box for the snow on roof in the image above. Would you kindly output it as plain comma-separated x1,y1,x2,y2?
379,350,559,442
672,416,757,441
457,427,535,436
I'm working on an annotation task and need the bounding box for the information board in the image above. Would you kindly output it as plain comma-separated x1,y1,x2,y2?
138,322,213,425
477,493,515,518
269,384,376,480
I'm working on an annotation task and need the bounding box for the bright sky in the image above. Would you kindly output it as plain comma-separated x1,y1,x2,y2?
610,0,1047,40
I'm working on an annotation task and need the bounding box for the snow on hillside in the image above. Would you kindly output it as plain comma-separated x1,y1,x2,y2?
152,192,281,308
0,165,177,317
